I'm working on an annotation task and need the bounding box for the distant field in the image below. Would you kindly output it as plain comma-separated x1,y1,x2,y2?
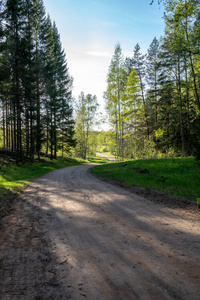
91,157,200,204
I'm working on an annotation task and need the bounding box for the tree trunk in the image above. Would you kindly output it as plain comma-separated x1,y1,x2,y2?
177,57,187,157
139,72,149,139
2,102,5,148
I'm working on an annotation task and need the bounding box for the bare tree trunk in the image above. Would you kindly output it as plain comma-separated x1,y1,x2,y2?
46,108,49,156
177,57,187,157
54,110,57,159
2,102,5,148
139,72,149,139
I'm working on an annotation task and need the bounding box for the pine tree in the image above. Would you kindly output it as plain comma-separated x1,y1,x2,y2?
5,0,26,161
43,16,74,159
0,0,10,149
58,99,75,157
0,0,75,161
161,1,197,156
32,0,46,159
21,0,36,160
146,37,160,134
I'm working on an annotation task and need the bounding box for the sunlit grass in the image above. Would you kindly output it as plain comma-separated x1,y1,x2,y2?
0,156,107,193
0,157,78,192
0,156,107,215
81,157,109,164
91,157,200,204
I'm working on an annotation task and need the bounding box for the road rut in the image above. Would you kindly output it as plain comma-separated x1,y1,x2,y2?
0,164,199,299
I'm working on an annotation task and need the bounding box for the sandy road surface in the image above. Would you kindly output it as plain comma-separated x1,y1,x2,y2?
0,163,200,300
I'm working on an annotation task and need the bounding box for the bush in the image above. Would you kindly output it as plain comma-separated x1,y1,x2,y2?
191,116,200,163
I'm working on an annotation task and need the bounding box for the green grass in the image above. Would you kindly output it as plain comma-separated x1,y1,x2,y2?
91,157,200,204
78,157,109,164
0,156,107,215
0,157,79,207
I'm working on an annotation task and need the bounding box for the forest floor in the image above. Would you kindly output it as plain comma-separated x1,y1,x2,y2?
0,155,200,299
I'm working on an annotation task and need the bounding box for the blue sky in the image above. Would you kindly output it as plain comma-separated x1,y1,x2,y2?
43,0,165,113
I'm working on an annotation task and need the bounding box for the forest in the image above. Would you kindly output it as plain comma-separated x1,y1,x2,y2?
0,0,200,162
102,0,200,160
0,0,75,162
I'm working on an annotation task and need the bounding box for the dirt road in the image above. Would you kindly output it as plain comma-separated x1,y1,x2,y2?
0,163,199,300
96,153,117,162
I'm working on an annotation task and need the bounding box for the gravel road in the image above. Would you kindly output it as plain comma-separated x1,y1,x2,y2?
0,162,199,300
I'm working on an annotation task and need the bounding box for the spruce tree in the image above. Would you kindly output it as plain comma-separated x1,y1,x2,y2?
43,16,74,159
32,0,46,159
5,0,25,160
0,0,75,160
146,37,160,145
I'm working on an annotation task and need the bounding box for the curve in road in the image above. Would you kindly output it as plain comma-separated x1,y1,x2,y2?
0,164,199,299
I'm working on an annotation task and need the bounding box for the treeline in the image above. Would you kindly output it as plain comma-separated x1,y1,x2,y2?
105,0,200,160
0,0,75,162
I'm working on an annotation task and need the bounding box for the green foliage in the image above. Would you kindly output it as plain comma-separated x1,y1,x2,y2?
191,115,200,162
105,43,128,159
104,0,200,160
140,137,157,159
96,131,117,156
92,157,200,203
79,157,109,164
74,92,99,159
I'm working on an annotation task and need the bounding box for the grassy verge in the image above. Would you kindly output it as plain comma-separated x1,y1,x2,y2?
0,156,107,216
78,157,109,164
91,157,200,204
